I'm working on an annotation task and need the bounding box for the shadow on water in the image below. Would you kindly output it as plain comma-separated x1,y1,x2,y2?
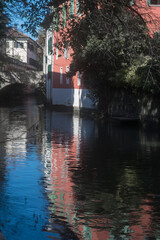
0,83,46,107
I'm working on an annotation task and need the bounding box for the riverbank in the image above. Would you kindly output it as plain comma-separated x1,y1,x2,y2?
45,89,160,129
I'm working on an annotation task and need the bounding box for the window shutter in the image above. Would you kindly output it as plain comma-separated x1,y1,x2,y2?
77,71,81,86
48,64,51,72
48,37,52,54
60,67,63,84
14,42,18,48
53,8,59,31
69,0,74,18
130,0,134,5
77,0,82,15
6,42,9,48
48,65,52,79
62,3,67,28
66,66,70,84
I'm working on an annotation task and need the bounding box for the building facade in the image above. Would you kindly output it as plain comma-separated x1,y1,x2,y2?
45,0,96,109
45,0,160,109
6,26,42,71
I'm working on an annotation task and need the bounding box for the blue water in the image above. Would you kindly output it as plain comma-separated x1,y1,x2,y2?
1,97,160,239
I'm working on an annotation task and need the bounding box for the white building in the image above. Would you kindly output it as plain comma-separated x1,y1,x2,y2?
6,26,42,71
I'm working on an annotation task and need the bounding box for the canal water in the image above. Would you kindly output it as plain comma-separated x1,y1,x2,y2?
0,96,160,239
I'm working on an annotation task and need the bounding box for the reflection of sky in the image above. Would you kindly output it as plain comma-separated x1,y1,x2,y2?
0,104,62,239
0,144,51,240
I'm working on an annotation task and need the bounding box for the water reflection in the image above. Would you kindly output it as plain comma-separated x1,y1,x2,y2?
44,111,160,239
1,97,160,239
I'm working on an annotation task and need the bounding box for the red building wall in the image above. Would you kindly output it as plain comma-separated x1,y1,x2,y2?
52,0,85,90
134,0,160,33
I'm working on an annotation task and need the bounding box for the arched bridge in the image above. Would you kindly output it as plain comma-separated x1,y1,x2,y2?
0,71,45,91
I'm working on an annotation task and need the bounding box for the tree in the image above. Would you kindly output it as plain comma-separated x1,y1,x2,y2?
0,0,10,66
47,0,160,106
4,0,160,105
37,28,46,47
47,0,150,107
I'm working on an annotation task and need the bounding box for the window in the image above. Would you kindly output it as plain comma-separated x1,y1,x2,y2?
28,43,35,52
14,41,24,48
77,71,81,86
60,67,63,84
66,66,70,84
48,65,52,79
56,46,59,59
48,64,51,72
149,0,160,4
48,37,52,54
63,43,69,59
6,42,9,48
62,3,67,28
69,0,74,18
29,58,38,67
77,0,82,15
53,8,59,31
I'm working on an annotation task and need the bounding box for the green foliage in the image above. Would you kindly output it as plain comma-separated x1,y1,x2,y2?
0,1,9,39
0,1,10,66
61,1,160,105
4,0,160,106
62,4,149,105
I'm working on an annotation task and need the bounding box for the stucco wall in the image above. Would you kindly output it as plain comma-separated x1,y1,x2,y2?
6,40,28,63
52,88,96,109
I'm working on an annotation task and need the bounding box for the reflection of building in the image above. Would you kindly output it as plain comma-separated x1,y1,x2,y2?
5,25,42,71
43,111,158,239
43,112,99,238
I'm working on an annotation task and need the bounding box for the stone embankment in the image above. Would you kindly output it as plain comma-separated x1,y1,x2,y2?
103,87,160,127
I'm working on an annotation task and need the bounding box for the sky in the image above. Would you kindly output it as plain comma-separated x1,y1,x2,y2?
6,2,37,41
12,19,37,41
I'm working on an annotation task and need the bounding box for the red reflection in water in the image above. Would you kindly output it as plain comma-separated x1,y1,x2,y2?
47,132,153,240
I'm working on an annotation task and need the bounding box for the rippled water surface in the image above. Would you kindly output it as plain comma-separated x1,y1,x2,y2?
1,97,160,239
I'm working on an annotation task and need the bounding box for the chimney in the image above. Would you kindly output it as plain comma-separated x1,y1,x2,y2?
14,24,17,30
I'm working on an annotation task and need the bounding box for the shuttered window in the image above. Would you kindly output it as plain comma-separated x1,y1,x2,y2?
56,47,59,59
66,66,70,84
48,37,52,54
130,0,134,5
77,0,82,15
53,8,59,31
48,65,52,79
60,67,63,84
62,3,67,28
77,71,81,86
69,0,74,18
48,64,51,72
63,42,69,59
6,41,9,48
